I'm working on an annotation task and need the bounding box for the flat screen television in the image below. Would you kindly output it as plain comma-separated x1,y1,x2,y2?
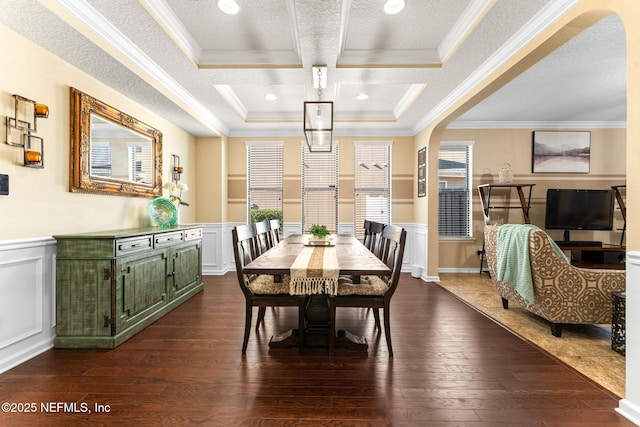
545,189,614,242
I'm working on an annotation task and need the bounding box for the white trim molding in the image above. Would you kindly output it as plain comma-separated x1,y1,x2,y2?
617,251,640,425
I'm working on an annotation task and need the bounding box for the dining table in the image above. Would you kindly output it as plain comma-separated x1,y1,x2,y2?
242,234,391,350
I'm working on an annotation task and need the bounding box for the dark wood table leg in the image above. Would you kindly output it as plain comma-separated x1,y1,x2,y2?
269,294,368,351
304,295,330,347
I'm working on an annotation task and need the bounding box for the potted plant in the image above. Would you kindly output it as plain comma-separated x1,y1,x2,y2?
309,224,330,240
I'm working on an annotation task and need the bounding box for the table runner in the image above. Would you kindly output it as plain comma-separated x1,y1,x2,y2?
290,245,339,296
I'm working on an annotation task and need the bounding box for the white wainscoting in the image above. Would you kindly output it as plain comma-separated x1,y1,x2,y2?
0,238,56,374
617,251,640,425
204,222,427,277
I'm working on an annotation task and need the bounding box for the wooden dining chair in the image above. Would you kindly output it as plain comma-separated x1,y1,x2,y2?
366,221,385,258
268,219,281,247
350,220,385,320
232,224,306,354
254,220,272,255
329,224,407,357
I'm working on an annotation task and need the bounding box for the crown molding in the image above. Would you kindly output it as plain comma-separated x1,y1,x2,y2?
438,0,495,63
413,0,581,134
447,120,627,129
46,0,229,136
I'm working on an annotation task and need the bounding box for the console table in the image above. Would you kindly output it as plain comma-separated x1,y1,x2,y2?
54,225,204,348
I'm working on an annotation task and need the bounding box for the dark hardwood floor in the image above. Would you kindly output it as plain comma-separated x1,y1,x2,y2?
0,273,631,426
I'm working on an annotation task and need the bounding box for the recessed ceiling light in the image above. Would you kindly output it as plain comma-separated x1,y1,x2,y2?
384,0,405,15
218,0,240,15
356,93,369,100
265,93,277,101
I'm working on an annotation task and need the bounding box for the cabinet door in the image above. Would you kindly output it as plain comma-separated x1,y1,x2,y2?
171,241,202,297
115,250,169,333
56,260,113,338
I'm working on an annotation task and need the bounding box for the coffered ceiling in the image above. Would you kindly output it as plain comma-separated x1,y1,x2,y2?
0,0,626,138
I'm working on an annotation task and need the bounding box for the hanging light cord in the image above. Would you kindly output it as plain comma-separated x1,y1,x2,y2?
316,67,323,101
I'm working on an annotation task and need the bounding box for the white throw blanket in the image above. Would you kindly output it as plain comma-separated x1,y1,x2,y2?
290,246,339,296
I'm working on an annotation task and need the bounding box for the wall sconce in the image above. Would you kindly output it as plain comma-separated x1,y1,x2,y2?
5,94,48,168
24,134,44,168
171,154,183,183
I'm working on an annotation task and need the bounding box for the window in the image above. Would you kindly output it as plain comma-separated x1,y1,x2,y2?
438,141,473,238
247,142,283,224
354,141,391,238
302,142,338,233
129,143,153,184
90,141,111,177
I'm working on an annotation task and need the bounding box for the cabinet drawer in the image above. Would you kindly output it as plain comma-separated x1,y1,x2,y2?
154,231,184,247
184,228,202,241
116,236,153,256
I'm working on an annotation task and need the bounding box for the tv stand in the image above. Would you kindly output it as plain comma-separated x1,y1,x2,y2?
555,240,602,248
555,241,625,270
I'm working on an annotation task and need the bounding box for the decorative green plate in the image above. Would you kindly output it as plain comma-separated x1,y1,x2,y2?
149,197,178,227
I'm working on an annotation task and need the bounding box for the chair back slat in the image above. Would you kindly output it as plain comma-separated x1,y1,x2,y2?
232,224,259,296
269,219,281,246
378,224,407,296
233,224,258,266
366,221,385,259
255,220,271,254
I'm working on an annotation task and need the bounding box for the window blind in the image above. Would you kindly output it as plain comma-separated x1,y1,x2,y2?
247,142,283,223
354,142,391,238
90,141,112,177
438,142,473,237
302,143,338,233
129,143,153,184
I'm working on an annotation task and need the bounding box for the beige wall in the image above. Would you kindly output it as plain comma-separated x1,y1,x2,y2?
0,25,197,240
439,127,626,270
195,136,226,223
223,136,415,226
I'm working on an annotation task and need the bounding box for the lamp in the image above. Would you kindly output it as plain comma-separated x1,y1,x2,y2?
304,66,333,152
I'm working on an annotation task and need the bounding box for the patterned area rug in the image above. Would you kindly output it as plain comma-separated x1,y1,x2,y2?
437,272,625,398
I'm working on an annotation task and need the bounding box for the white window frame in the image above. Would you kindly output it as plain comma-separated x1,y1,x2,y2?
438,141,474,239
246,141,284,224
354,140,392,238
301,141,338,233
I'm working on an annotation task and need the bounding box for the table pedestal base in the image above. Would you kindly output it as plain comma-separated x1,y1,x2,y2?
335,330,368,350
268,295,369,352
268,329,301,349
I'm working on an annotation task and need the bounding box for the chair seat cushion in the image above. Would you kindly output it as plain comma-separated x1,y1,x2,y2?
248,274,290,295
337,275,389,296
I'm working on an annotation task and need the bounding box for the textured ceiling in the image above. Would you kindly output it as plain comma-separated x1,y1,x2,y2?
0,0,626,138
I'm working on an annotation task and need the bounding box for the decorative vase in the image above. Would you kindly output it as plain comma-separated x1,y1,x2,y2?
148,197,178,227
499,163,513,183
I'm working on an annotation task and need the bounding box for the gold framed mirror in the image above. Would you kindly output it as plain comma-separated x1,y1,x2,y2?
70,87,163,198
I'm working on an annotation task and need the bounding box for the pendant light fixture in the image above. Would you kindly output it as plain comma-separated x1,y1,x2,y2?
303,66,333,152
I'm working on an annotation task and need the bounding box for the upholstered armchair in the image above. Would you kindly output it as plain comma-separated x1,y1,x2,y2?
484,224,625,337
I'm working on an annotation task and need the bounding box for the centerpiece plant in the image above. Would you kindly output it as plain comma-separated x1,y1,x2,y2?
309,224,330,240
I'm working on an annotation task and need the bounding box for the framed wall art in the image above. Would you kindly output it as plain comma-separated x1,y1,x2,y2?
418,146,426,197
532,130,590,173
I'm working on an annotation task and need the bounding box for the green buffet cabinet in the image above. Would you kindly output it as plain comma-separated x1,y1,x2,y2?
54,225,204,348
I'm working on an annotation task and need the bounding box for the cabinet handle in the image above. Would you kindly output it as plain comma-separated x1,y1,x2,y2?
167,272,175,277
